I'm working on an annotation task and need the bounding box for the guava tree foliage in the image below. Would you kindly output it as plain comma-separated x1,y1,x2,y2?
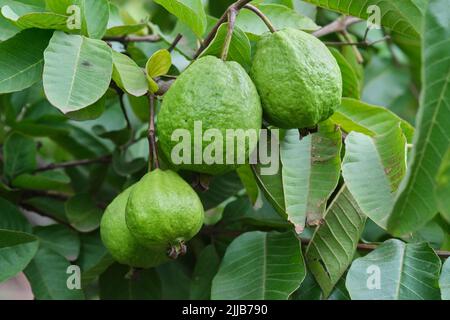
0,0,449,301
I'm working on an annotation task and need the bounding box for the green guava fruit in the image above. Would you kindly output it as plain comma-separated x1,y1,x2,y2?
157,55,262,175
251,28,342,129
126,169,204,248
100,186,168,268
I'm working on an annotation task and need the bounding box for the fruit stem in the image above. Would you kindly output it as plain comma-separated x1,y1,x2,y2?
147,93,160,171
221,8,238,61
242,4,276,33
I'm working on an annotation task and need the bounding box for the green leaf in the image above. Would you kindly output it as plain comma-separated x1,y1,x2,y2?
342,126,407,229
280,120,342,232
236,165,259,205
12,171,71,192
65,193,102,232
105,3,146,37
305,185,366,297
236,4,319,40
154,0,207,38
440,258,450,300
199,23,252,71
76,232,114,285
3,132,36,181
65,94,106,121
302,0,427,38
146,49,171,78
346,239,441,300
436,148,450,224
33,224,80,261
24,247,85,299
329,47,360,99
112,51,147,97
0,197,32,233
99,263,162,300
0,229,39,283
190,245,221,300
43,31,113,113
80,0,109,39
198,171,243,210
331,98,414,143
1,5,69,31
388,0,450,235
211,231,306,300
0,29,52,94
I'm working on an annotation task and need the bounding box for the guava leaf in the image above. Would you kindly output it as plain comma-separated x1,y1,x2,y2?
65,193,102,232
0,198,32,233
24,247,85,299
346,239,441,300
154,0,206,38
33,224,80,261
440,258,450,300
236,4,319,40
1,5,69,31
43,31,113,113
12,171,71,192
211,231,305,300
112,51,148,97
99,263,162,300
190,245,221,300
280,120,342,232
306,185,366,297
3,132,37,181
200,23,252,71
328,47,360,99
388,0,450,236
302,0,427,38
0,29,52,94
106,3,146,37
331,98,415,143
0,229,39,283
436,148,450,224
342,126,407,229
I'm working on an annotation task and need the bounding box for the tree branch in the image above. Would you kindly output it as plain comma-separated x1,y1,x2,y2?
312,16,362,38
147,93,160,171
193,0,254,59
102,34,160,43
34,155,112,173
221,7,238,61
168,33,183,52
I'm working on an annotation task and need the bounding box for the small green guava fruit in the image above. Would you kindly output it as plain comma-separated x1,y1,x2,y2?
126,169,204,248
157,55,262,175
251,28,342,129
100,186,168,268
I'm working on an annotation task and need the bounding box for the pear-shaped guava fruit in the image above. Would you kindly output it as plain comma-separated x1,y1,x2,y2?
251,28,342,129
100,186,168,268
157,55,262,175
126,169,204,248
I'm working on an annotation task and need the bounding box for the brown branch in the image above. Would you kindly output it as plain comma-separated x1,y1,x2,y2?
243,4,276,33
102,34,160,43
111,83,132,131
221,7,238,61
34,155,112,173
312,16,362,38
193,0,253,59
168,33,183,52
147,93,160,171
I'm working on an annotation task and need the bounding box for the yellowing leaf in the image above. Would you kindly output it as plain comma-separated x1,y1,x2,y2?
146,49,171,78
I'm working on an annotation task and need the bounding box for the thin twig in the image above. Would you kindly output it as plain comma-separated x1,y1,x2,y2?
102,34,160,43
324,36,390,47
341,30,364,64
112,83,132,131
312,16,362,38
243,4,276,33
193,0,253,59
168,33,183,52
221,8,238,61
34,155,112,173
147,93,160,171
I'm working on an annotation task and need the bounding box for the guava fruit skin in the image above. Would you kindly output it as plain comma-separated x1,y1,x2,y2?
126,169,204,247
100,186,168,268
251,28,342,129
157,55,262,175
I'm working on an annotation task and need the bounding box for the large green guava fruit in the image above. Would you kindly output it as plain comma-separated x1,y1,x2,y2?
251,28,342,129
100,186,168,268
126,169,204,249
157,55,262,175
